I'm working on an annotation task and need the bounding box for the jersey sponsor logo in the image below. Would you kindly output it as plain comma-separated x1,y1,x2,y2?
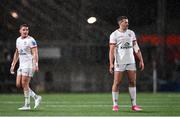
120,42,132,49
19,49,27,55
19,53,27,55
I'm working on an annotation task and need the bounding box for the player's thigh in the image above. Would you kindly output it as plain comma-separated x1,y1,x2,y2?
126,63,136,71
16,75,22,88
21,75,31,87
127,70,136,81
21,68,32,84
22,68,34,78
114,71,124,84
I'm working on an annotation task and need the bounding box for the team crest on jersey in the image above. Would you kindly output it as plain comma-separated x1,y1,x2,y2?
128,34,131,37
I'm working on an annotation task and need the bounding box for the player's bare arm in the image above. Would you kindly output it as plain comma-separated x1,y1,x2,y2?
32,47,39,72
133,40,144,71
10,49,19,74
109,43,116,74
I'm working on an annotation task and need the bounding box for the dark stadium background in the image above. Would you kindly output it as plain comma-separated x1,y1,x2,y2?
0,0,180,93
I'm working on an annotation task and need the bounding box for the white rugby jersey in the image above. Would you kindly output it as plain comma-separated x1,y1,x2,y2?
16,36,37,68
109,29,136,65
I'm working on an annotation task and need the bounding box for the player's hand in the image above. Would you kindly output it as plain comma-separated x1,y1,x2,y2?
10,66,15,74
33,66,39,72
109,64,114,74
139,61,144,71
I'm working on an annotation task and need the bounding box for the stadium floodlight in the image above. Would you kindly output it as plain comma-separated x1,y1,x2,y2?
87,17,97,24
10,11,18,19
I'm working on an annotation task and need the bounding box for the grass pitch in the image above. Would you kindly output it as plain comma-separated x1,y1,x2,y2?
0,93,180,116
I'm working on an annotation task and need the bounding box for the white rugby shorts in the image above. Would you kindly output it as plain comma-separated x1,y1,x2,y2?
114,63,136,72
17,68,34,77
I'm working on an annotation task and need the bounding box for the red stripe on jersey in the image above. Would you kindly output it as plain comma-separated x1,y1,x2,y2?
109,43,116,45
31,46,37,48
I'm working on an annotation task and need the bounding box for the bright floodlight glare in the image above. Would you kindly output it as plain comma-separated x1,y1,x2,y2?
10,11,18,19
87,17,97,24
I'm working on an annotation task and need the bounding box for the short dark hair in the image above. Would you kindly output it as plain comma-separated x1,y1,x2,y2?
117,16,128,23
20,24,29,29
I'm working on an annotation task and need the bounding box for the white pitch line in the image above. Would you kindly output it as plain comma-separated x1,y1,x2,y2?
0,101,180,105
1,101,180,108
45,105,180,108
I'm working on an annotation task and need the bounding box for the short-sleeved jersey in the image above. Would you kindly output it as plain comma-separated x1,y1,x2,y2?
16,36,37,69
109,29,136,65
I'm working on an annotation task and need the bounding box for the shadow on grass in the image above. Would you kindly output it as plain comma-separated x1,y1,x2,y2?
122,110,158,114
19,109,44,112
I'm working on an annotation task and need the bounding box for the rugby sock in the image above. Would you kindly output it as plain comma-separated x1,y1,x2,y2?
24,90,30,107
29,88,38,100
129,87,136,106
112,92,119,106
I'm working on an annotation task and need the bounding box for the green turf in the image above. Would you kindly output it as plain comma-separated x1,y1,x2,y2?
0,93,180,116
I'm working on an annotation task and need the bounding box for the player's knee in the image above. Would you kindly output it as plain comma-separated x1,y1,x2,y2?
22,82,29,90
129,80,136,87
16,83,21,89
21,82,26,88
113,81,121,88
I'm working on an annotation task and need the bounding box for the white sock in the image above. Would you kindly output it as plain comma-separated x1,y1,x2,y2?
24,90,30,107
112,92,119,106
29,88,38,100
129,87,136,106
